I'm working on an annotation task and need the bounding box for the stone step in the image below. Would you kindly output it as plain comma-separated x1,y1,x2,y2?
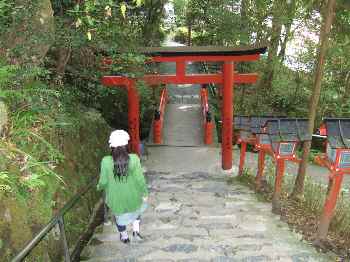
168,95,200,104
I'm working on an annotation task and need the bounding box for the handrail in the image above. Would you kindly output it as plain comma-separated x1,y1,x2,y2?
153,87,167,144
200,63,217,97
11,176,99,262
200,86,214,145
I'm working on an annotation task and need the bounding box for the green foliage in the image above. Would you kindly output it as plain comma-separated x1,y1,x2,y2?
173,26,188,43
0,56,111,259
0,66,64,197
0,0,14,30
0,0,166,259
174,0,350,122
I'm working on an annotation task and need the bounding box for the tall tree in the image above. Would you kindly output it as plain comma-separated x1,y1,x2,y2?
258,0,284,91
239,0,250,45
141,0,167,46
291,0,337,199
278,0,297,63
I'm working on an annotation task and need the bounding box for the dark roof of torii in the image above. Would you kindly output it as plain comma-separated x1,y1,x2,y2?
141,44,267,57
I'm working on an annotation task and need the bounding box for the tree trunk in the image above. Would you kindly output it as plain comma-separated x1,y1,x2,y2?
258,0,283,91
340,71,350,104
278,1,296,63
142,0,165,46
278,21,292,63
291,0,337,200
56,47,72,77
240,0,249,45
187,23,192,46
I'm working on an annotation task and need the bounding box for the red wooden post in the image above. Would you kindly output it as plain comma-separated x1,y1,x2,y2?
222,62,234,170
201,86,213,145
255,150,266,190
238,142,247,176
176,61,186,81
127,81,140,155
317,173,344,241
205,122,214,145
153,121,161,144
272,158,285,214
153,88,167,144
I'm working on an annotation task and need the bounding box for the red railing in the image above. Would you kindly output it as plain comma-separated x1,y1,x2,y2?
153,88,168,144
200,86,214,145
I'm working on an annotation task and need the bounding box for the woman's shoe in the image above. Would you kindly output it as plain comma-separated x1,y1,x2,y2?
120,238,130,244
132,231,144,241
120,232,130,244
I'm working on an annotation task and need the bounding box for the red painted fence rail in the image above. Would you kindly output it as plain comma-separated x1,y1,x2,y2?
200,86,214,145
153,88,168,144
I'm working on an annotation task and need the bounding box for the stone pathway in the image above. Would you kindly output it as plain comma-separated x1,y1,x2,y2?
85,166,334,261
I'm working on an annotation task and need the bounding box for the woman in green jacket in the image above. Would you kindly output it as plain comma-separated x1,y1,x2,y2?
97,130,148,243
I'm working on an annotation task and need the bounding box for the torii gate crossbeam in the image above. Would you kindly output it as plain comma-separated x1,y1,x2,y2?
102,45,267,171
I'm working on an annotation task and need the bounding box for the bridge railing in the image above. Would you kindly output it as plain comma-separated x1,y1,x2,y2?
200,62,217,97
153,87,168,144
198,62,217,145
11,176,99,262
200,85,214,145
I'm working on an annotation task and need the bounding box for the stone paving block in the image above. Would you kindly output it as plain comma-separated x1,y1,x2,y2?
143,219,179,231
177,259,207,262
140,249,225,261
162,243,199,253
196,206,238,215
95,232,120,242
290,253,319,262
238,255,272,262
155,202,182,213
229,232,267,240
86,242,156,261
200,214,237,221
87,258,138,262
196,222,234,231
146,227,209,242
143,260,174,262
201,244,237,257
209,228,242,238
237,221,268,232
211,256,238,262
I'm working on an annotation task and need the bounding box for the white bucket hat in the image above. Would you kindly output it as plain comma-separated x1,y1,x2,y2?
108,130,130,148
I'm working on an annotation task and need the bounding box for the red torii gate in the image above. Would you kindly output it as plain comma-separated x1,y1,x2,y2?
102,46,267,170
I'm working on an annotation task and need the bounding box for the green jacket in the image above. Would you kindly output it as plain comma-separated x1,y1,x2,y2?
97,154,148,215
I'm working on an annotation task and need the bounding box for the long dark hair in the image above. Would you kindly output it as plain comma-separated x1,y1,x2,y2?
111,146,130,181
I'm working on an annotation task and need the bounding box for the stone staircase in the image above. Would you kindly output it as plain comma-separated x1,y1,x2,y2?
84,169,334,261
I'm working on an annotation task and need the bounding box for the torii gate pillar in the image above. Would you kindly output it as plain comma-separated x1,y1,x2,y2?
128,81,140,155
222,62,234,170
